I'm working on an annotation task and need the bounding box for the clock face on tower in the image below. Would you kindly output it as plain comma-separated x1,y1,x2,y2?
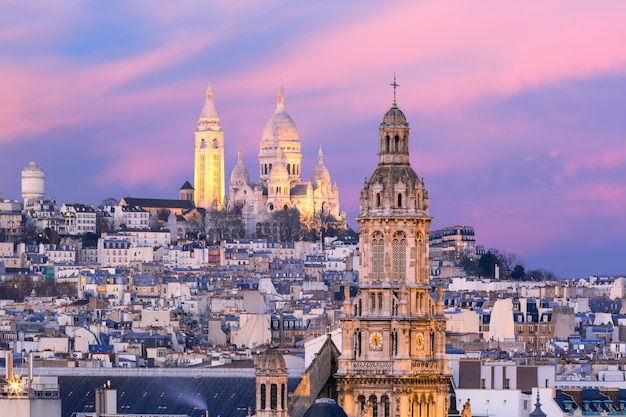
416,332,425,350
369,331,383,351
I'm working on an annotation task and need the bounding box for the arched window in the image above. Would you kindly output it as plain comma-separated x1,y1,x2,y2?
397,193,402,207
385,135,390,153
212,139,218,149
394,135,400,152
381,396,390,417
260,384,266,409
372,232,384,282
270,384,278,410
281,384,285,409
392,232,407,282
370,395,378,417
376,193,381,208
358,396,366,414
287,164,291,174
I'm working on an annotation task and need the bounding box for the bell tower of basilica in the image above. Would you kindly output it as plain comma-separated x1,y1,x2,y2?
336,78,452,417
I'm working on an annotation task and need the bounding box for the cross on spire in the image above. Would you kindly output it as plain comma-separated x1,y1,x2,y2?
391,73,399,108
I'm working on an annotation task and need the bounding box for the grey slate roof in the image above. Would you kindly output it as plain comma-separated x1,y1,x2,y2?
59,375,300,417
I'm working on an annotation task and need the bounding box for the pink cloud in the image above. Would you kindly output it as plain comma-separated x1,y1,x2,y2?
563,147,626,176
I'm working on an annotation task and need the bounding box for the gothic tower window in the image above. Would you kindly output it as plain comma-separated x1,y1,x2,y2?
358,396,366,414
370,293,376,312
370,395,378,417
397,193,402,207
385,135,390,153
270,384,278,410
392,232,407,282
260,384,267,409
372,232,384,282
376,193,381,208
281,384,286,409
381,396,390,417
394,135,400,153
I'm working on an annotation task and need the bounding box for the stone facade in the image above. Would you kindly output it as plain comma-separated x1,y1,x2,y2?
227,84,341,238
336,89,452,417
194,84,225,209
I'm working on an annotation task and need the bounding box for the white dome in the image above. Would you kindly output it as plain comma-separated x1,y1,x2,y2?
261,83,299,145
22,160,44,175
311,147,331,186
269,161,289,182
230,149,250,186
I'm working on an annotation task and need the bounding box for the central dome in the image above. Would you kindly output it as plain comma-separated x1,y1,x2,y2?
261,83,300,144
381,105,407,127
255,347,287,373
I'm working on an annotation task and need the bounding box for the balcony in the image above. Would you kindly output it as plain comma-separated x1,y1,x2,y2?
349,361,392,375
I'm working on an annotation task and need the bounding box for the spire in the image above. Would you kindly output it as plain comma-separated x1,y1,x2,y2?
318,146,324,163
390,73,399,108
276,82,285,112
238,148,243,164
197,82,221,131
529,392,547,417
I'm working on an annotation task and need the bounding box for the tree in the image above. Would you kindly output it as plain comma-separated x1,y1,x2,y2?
459,254,479,276
511,264,526,280
206,206,245,242
526,268,556,281
273,207,301,241
478,251,498,278
98,197,119,209
490,249,523,279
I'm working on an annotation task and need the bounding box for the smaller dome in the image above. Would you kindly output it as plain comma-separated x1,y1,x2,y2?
269,147,289,182
23,160,44,174
255,347,287,373
302,399,348,417
269,161,289,182
381,105,407,127
230,149,250,186
311,147,331,186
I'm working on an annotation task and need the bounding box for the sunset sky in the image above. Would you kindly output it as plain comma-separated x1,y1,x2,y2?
1,1,626,277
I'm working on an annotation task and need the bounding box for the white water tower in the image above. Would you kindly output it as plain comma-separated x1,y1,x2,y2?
21,160,45,206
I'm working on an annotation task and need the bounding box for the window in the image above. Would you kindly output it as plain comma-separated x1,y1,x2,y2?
270,384,278,410
392,232,406,282
260,384,266,409
281,384,285,409
372,232,384,281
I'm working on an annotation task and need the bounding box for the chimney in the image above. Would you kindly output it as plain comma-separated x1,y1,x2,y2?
5,351,13,380
95,381,118,414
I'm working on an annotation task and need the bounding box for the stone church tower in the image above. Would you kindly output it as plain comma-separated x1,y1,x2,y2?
336,83,452,417
255,347,290,417
194,84,225,209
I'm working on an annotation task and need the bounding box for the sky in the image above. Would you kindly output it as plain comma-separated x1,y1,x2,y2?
1,1,626,278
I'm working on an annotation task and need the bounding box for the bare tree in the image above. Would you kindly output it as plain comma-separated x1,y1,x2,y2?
273,207,301,241
206,206,245,243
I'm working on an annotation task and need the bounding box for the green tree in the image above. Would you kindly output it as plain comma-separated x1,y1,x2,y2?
511,264,526,280
478,251,498,278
